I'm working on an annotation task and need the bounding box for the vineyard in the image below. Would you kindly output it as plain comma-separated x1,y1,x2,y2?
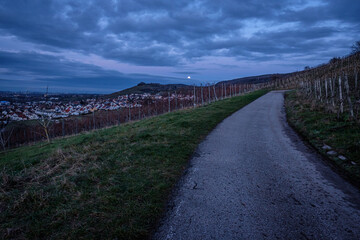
283,52,360,121
284,51,360,185
0,81,274,150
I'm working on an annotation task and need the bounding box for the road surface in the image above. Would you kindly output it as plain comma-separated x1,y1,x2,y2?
153,91,360,240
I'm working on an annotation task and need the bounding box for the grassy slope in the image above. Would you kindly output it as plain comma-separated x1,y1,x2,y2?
285,91,360,185
0,90,268,239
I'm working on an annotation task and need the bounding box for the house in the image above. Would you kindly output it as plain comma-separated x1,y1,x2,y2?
0,101,10,106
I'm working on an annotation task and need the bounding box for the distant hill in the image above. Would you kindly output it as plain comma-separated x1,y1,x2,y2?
217,73,288,85
107,82,192,97
108,73,287,97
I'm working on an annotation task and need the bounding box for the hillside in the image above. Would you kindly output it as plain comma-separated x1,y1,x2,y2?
107,82,191,97
282,52,360,186
218,73,288,85
0,90,268,239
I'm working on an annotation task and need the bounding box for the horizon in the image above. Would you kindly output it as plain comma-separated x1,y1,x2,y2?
0,72,285,95
1,1,359,93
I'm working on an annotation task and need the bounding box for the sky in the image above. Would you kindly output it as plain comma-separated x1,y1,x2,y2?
0,0,359,93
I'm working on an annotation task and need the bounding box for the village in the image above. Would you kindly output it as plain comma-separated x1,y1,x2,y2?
0,92,190,123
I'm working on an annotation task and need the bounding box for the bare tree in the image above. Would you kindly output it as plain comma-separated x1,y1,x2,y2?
0,117,13,150
38,114,52,143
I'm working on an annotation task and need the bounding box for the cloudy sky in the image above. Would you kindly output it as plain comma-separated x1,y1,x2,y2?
0,0,359,93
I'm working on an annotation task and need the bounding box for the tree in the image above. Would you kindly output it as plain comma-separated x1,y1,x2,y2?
38,114,52,143
0,117,13,150
351,40,360,54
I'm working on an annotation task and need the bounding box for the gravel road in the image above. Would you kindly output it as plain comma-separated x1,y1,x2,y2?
153,91,360,240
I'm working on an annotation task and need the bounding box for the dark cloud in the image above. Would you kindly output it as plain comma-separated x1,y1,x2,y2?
0,0,359,92
0,51,185,93
173,71,198,75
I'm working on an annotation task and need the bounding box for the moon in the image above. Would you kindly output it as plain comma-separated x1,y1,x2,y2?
187,76,191,79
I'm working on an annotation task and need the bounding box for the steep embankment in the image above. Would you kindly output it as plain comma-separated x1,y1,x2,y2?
0,90,268,239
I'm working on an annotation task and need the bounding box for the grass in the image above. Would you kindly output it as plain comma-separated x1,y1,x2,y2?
285,90,360,186
0,89,268,239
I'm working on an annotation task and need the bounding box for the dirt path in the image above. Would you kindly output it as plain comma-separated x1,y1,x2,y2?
153,91,360,240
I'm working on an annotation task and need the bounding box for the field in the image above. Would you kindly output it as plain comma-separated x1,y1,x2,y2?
0,89,268,239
